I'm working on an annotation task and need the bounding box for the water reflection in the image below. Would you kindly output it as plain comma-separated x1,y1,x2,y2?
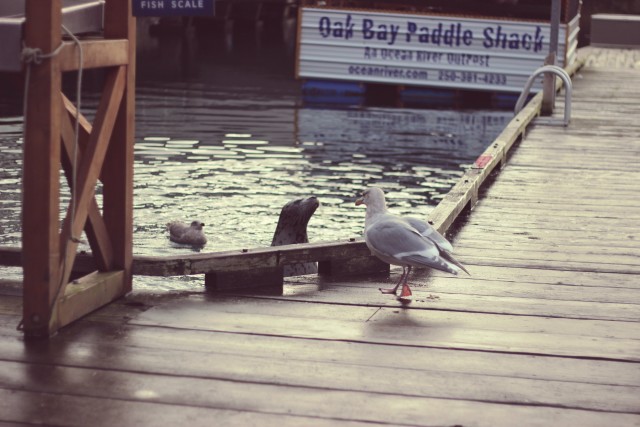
0,19,512,290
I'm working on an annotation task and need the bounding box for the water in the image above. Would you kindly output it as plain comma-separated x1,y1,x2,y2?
0,20,512,291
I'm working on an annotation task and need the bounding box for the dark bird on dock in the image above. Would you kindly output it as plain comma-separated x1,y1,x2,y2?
167,220,207,246
271,196,320,277
355,187,468,301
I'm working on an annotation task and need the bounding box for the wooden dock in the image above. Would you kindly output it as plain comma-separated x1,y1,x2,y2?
1,47,640,425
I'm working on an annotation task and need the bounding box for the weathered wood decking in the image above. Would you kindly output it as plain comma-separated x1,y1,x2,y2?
1,48,640,426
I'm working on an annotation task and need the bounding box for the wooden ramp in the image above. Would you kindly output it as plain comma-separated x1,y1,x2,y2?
1,49,640,426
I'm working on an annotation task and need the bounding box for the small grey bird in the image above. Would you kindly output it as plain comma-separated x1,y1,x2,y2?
355,187,468,301
167,220,207,246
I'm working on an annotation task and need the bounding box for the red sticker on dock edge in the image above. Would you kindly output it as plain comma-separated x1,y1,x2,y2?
474,155,493,168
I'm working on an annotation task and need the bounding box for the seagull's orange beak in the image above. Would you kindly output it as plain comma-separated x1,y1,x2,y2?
355,197,364,206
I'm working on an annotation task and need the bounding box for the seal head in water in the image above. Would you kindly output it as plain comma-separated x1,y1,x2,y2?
271,196,320,276
167,220,207,246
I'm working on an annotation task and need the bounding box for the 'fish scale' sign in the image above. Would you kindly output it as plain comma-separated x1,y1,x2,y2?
133,0,215,16
297,8,580,93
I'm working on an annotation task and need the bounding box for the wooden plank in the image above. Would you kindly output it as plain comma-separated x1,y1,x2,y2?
403,264,640,290
134,240,374,276
506,153,640,169
0,360,638,424
468,204,640,219
466,212,640,230
284,271,640,304
507,158,640,172
0,388,375,427
470,199,640,215
53,270,125,330
130,296,640,361
455,240,640,260
21,0,62,338
481,168,640,185
0,306,637,418
455,225,640,244
461,217,640,234
457,256,640,275
59,39,129,71
454,228,639,251
479,192,640,207
239,284,640,322
0,241,380,278
0,314,636,389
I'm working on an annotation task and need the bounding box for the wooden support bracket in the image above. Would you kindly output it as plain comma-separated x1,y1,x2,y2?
205,267,284,292
318,256,389,278
60,95,114,272
52,270,125,331
57,66,126,298
59,39,129,71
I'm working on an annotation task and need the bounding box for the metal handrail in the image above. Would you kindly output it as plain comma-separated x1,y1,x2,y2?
514,65,572,126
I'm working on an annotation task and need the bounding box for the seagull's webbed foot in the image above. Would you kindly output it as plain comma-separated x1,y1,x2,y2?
396,266,413,302
379,267,407,295
397,283,413,302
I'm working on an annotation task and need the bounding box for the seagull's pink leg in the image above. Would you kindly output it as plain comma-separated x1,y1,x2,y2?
397,266,413,301
379,267,406,295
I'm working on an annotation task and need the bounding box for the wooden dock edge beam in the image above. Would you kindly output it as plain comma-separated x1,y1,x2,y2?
2,48,591,291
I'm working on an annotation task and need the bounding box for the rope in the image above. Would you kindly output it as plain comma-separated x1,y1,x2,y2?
20,42,65,65
18,26,85,332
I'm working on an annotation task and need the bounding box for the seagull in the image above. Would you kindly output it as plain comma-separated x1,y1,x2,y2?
355,187,468,301
167,220,207,246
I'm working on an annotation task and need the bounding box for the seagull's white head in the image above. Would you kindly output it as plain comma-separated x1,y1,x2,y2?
355,187,387,212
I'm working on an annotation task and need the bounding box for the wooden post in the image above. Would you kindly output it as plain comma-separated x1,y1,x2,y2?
22,0,63,337
541,53,557,116
21,0,136,338
103,0,136,293
542,0,561,116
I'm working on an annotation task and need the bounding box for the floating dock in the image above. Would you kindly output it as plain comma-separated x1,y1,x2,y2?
1,47,639,425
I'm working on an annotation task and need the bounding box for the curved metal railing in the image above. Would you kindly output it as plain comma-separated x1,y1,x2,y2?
514,65,572,126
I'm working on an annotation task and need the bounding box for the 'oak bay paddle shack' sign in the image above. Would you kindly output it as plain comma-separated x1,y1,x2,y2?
133,0,214,16
296,4,580,93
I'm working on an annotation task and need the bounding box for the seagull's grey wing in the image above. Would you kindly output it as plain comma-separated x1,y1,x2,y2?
404,217,468,274
402,253,459,275
365,218,440,261
439,250,469,275
367,217,460,275
404,217,454,253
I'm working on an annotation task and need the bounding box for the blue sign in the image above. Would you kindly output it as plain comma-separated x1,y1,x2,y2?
133,0,215,17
